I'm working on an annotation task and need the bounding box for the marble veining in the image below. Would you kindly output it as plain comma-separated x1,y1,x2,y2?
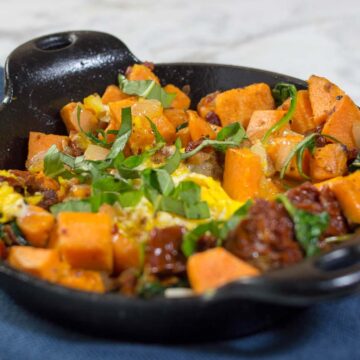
0,0,360,102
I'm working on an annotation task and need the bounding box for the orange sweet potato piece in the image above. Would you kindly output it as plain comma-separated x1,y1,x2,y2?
188,110,216,141
164,84,191,110
106,98,137,142
27,132,67,162
26,132,68,170
309,143,347,181
308,75,345,126
176,127,191,148
197,91,219,118
127,64,160,83
330,171,360,223
187,247,260,294
17,205,55,247
60,103,98,133
279,90,315,134
246,110,288,142
153,115,176,144
223,148,264,202
53,212,113,272
57,269,105,293
322,95,360,150
102,85,129,104
164,108,188,128
266,134,310,180
113,235,141,274
215,83,275,128
8,246,63,282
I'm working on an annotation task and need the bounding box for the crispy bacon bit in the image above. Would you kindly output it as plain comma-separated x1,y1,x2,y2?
196,234,217,252
287,182,348,238
225,199,303,271
142,61,155,71
182,85,191,96
117,268,139,296
205,111,221,126
185,139,204,153
145,226,186,276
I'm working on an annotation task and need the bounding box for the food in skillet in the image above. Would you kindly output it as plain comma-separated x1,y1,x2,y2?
1,63,359,297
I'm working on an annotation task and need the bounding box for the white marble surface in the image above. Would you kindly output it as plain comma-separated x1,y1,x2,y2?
1,0,360,102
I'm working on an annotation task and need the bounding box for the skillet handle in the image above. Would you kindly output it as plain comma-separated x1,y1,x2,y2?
216,236,360,306
3,30,139,105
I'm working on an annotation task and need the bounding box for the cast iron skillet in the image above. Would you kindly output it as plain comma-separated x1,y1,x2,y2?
1,31,360,342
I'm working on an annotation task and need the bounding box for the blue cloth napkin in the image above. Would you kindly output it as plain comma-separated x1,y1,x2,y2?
0,68,359,360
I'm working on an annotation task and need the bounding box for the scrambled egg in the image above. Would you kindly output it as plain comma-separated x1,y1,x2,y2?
0,182,26,223
116,164,242,242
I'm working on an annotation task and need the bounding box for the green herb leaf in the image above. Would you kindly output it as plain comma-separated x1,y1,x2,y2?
160,138,182,174
118,74,176,108
176,122,188,132
181,122,246,160
106,107,132,160
181,200,252,257
50,199,92,215
349,153,360,172
146,116,166,145
215,122,247,150
262,83,297,143
43,145,73,179
280,133,342,179
277,194,329,257
117,189,144,208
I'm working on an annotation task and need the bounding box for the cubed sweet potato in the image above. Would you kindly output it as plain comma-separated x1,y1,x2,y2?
331,171,360,223
113,235,141,274
266,134,310,180
17,205,55,247
308,75,345,125
176,127,191,148
60,103,98,133
246,110,288,142
197,91,219,118
309,143,347,181
164,84,191,110
164,108,188,128
215,83,275,128
53,212,113,272
322,95,360,150
26,132,68,170
57,269,105,293
188,110,217,141
187,247,260,294
223,148,264,202
127,64,160,83
7,246,63,282
102,85,129,104
279,90,315,134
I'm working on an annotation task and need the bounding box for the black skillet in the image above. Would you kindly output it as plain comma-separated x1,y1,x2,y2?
1,31,360,342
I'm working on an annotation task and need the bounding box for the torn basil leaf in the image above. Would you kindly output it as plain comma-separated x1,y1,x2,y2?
277,194,329,257
262,83,297,143
181,200,252,257
50,199,92,215
106,107,132,160
118,74,176,108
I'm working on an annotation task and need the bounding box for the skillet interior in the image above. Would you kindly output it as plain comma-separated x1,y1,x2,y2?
1,31,360,342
